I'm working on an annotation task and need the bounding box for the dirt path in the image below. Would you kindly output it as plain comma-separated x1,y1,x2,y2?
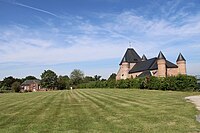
185,96,200,122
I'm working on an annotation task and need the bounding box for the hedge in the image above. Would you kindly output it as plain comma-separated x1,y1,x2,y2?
77,75,199,91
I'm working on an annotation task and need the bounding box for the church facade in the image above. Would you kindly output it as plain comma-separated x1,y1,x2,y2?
116,48,186,80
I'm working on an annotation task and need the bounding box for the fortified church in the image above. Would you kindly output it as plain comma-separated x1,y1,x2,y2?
116,48,186,80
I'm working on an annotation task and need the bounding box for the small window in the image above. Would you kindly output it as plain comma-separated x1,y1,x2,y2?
122,74,124,76
134,59,137,61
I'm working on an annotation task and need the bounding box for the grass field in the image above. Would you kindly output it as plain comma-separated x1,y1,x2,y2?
0,89,200,133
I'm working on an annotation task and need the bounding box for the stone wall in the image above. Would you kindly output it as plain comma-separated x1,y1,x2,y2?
167,68,178,76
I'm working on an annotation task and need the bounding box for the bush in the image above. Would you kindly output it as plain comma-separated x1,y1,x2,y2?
107,80,116,88
11,81,21,92
129,78,140,88
174,75,198,91
77,75,198,92
146,76,161,90
116,79,130,88
0,86,12,93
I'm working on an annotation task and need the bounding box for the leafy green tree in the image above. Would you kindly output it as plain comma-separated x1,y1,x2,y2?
94,75,101,81
41,70,58,89
11,81,21,92
83,76,95,83
70,69,84,85
3,76,16,88
108,73,117,81
24,76,37,81
57,75,70,90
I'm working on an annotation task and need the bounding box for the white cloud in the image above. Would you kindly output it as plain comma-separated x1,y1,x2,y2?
0,0,200,78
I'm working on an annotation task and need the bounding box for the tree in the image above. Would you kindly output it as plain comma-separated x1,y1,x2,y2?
108,73,117,81
94,75,101,81
41,70,58,89
57,75,70,90
83,76,95,83
24,76,37,81
11,81,21,92
70,69,84,85
2,76,16,89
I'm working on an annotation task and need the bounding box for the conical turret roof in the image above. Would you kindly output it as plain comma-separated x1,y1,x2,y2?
176,53,186,62
141,54,147,61
158,51,166,60
120,48,141,65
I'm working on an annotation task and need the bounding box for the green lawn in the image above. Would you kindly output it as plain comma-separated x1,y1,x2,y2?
0,89,200,133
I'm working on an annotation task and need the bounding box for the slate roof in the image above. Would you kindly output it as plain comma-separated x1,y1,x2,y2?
129,57,178,73
21,80,40,86
158,51,166,59
141,54,147,61
137,71,152,78
176,53,186,62
120,48,141,65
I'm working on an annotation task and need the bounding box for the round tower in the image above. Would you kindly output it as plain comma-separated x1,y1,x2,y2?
176,53,186,75
121,57,130,79
157,51,167,77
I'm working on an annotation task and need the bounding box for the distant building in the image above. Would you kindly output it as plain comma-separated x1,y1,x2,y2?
21,80,41,92
116,48,186,80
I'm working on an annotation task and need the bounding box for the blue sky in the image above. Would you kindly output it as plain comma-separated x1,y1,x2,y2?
0,0,200,80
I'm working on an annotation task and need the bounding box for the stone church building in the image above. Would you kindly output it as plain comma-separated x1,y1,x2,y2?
116,48,186,80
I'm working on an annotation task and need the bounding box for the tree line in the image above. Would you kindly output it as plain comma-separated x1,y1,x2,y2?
0,69,114,93
0,69,199,93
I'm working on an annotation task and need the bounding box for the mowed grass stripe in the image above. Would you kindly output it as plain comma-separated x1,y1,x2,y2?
77,90,139,132
92,89,171,105
80,89,173,132
0,91,61,133
26,91,65,132
78,89,200,133
92,89,190,110
79,89,154,131
0,93,46,111
80,89,147,113
0,93,53,127
68,90,101,132
86,89,153,109
0,89,200,133
92,89,192,115
59,90,116,132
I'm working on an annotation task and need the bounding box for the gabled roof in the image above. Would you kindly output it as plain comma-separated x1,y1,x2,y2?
129,57,178,73
141,54,147,61
21,80,40,86
129,58,157,73
176,53,186,62
120,48,141,65
158,51,166,60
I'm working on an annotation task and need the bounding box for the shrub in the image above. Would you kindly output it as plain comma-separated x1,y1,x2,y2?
146,76,161,90
116,79,130,88
129,78,140,88
174,75,198,91
107,80,116,88
11,81,21,92
77,75,198,92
